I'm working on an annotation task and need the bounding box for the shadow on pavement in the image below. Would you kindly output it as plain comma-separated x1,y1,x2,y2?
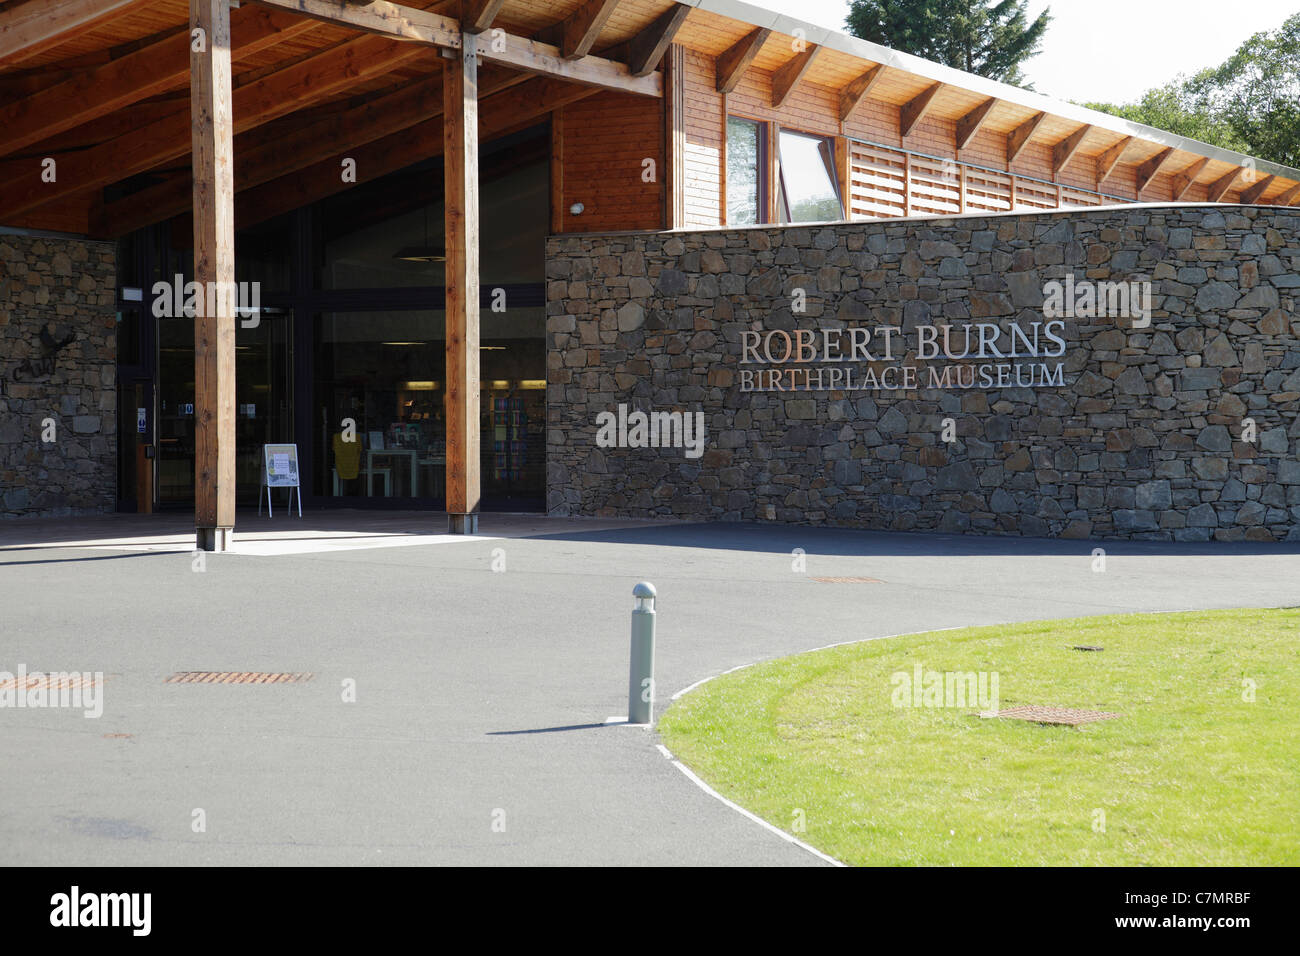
521,520,1300,557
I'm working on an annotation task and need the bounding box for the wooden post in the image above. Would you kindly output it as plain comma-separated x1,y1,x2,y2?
902,153,911,217
550,107,564,233
444,31,480,534
718,91,728,225
766,121,780,223
833,135,850,221
191,0,236,551
664,43,685,229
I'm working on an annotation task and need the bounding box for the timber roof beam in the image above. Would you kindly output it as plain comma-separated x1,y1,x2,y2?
1206,165,1243,202
955,97,996,150
1007,111,1046,165
771,43,820,108
715,26,769,94
1135,147,1175,194
1051,123,1091,177
1172,157,1211,200
900,82,943,138
837,63,884,122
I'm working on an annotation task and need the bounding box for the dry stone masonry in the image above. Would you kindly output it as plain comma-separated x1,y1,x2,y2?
546,205,1300,541
1,235,117,518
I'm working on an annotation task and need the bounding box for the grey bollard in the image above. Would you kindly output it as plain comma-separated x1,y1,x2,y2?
628,582,657,724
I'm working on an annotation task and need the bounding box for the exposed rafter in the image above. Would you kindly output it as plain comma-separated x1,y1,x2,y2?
955,97,997,150
715,26,769,94
1051,123,1091,177
250,0,460,45
463,0,507,35
230,77,602,230
1096,136,1133,183
537,0,621,60
1240,173,1276,204
1135,147,1174,193
1172,157,1210,200
837,64,884,123
771,44,820,108
606,3,690,77
1275,182,1300,206
0,7,316,159
100,66,532,236
0,33,429,220
1206,166,1243,202
900,82,943,138
1007,111,1046,165
250,0,661,93
0,0,139,67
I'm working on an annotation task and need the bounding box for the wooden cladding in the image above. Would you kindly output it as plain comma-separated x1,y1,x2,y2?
843,140,1126,222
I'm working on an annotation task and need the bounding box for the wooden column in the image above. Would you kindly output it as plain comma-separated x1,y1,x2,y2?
833,135,850,220
550,107,564,234
444,31,480,534
663,43,686,230
765,121,780,223
191,0,236,551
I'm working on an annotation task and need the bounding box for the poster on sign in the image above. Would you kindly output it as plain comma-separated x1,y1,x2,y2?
263,444,299,488
260,443,302,518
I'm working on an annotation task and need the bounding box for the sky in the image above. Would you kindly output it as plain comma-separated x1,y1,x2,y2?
753,0,1297,104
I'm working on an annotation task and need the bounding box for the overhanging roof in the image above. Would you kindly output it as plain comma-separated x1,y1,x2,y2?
688,0,1300,186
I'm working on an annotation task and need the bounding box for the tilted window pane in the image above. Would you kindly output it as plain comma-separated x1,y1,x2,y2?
778,130,842,223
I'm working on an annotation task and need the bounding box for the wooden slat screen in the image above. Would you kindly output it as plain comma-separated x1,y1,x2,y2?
1059,185,1104,208
846,141,907,219
842,139,1131,222
1013,178,1058,210
964,167,1013,213
907,155,962,217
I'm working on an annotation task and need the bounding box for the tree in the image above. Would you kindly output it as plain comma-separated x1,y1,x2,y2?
1087,13,1300,169
845,0,1052,86
1082,80,1247,155
1190,12,1300,168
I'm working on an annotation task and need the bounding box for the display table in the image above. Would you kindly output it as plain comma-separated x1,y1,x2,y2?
367,448,418,497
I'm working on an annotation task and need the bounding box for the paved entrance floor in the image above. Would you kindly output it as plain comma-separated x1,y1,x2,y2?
2,511,1297,866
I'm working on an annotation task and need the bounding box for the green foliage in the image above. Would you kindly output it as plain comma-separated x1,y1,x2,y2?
845,0,1051,85
1086,13,1300,168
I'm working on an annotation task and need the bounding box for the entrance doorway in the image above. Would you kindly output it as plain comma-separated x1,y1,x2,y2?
156,308,294,508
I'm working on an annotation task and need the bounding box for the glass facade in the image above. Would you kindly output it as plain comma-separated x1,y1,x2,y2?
116,126,549,513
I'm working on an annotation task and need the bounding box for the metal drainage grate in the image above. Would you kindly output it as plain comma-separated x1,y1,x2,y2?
0,673,101,692
982,705,1119,726
165,672,313,684
811,576,884,584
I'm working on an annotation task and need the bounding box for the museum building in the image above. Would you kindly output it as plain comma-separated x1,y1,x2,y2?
1,0,1298,543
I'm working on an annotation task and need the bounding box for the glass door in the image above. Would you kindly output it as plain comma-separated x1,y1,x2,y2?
236,308,293,505
155,309,293,508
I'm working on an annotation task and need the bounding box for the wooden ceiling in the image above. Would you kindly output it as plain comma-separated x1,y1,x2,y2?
1,0,1296,237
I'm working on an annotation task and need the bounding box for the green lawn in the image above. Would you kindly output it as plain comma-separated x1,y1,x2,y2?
659,608,1300,866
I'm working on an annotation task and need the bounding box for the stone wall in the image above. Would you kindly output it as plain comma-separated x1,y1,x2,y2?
545,205,1300,541
1,234,117,518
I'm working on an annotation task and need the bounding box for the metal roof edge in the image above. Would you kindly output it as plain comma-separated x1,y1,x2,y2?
691,0,1300,185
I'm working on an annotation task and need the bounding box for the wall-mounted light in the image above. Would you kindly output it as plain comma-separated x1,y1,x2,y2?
569,202,585,215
